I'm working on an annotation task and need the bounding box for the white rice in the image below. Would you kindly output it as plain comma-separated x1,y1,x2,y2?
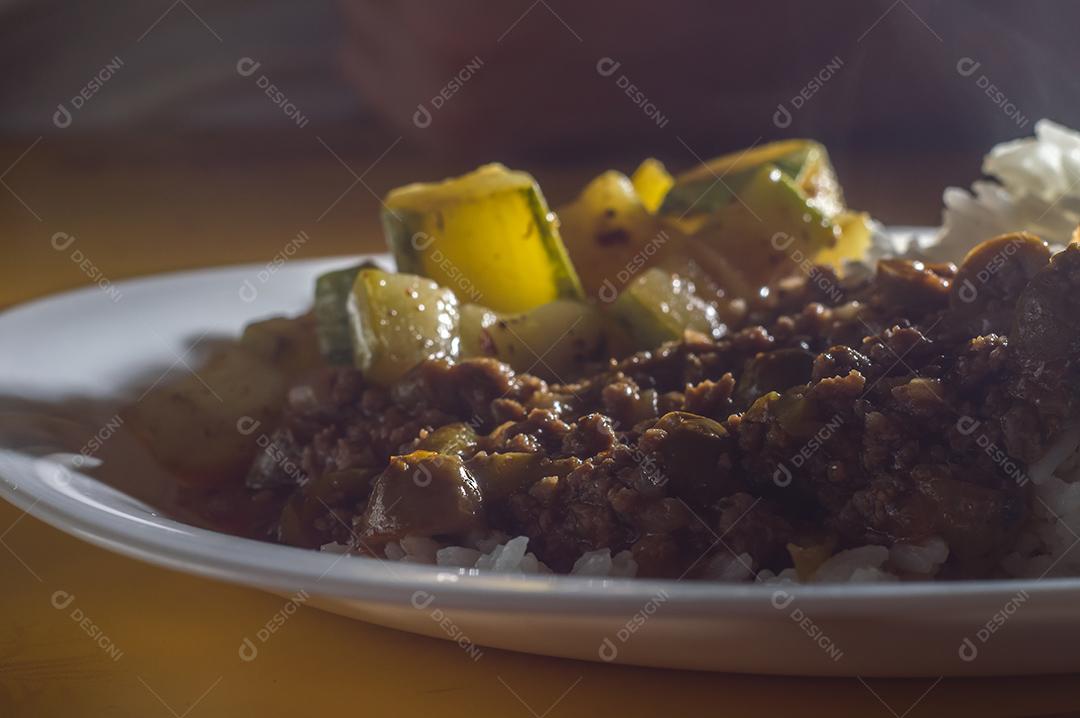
755,567,799,584
376,534,557,575
325,529,995,583
570,548,639,577
474,535,530,572
435,546,482,568
700,551,755,582
936,119,1080,256
889,536,949,576
347,533,952,583
569,548,613,576
810,546,893,583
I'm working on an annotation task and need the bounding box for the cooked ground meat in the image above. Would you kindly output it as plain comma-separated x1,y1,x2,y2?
245,236,1080,580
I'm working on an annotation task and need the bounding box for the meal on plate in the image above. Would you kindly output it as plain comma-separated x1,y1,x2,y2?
126,121,1080,583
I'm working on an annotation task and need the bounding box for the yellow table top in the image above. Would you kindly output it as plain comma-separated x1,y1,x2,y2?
3,133,1079,717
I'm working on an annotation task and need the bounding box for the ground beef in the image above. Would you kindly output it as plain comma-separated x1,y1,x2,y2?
245,240,1080,579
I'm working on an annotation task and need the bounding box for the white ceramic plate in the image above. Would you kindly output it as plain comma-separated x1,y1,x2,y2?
2,243,1079,677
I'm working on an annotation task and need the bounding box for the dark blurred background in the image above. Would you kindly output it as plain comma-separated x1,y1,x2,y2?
3,0,1078,303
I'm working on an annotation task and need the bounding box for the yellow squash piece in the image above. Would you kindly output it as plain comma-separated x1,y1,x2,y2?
556,170,677,301
630,158,674,213
382,163,583,314
815,211,874,269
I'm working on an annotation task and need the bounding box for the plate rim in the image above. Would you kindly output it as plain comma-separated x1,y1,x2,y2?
4,231,1077,616
3,449,1078,615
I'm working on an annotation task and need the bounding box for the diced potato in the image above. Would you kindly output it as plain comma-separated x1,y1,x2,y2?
460,299,605,381
383,163,583,313
611,267,725,349
348,268,460,386
630,158,674,213
124,346,288,487
240,315,321,379
556,170,677,300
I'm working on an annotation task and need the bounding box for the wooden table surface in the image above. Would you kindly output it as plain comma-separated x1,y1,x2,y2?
3,132,1079,717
